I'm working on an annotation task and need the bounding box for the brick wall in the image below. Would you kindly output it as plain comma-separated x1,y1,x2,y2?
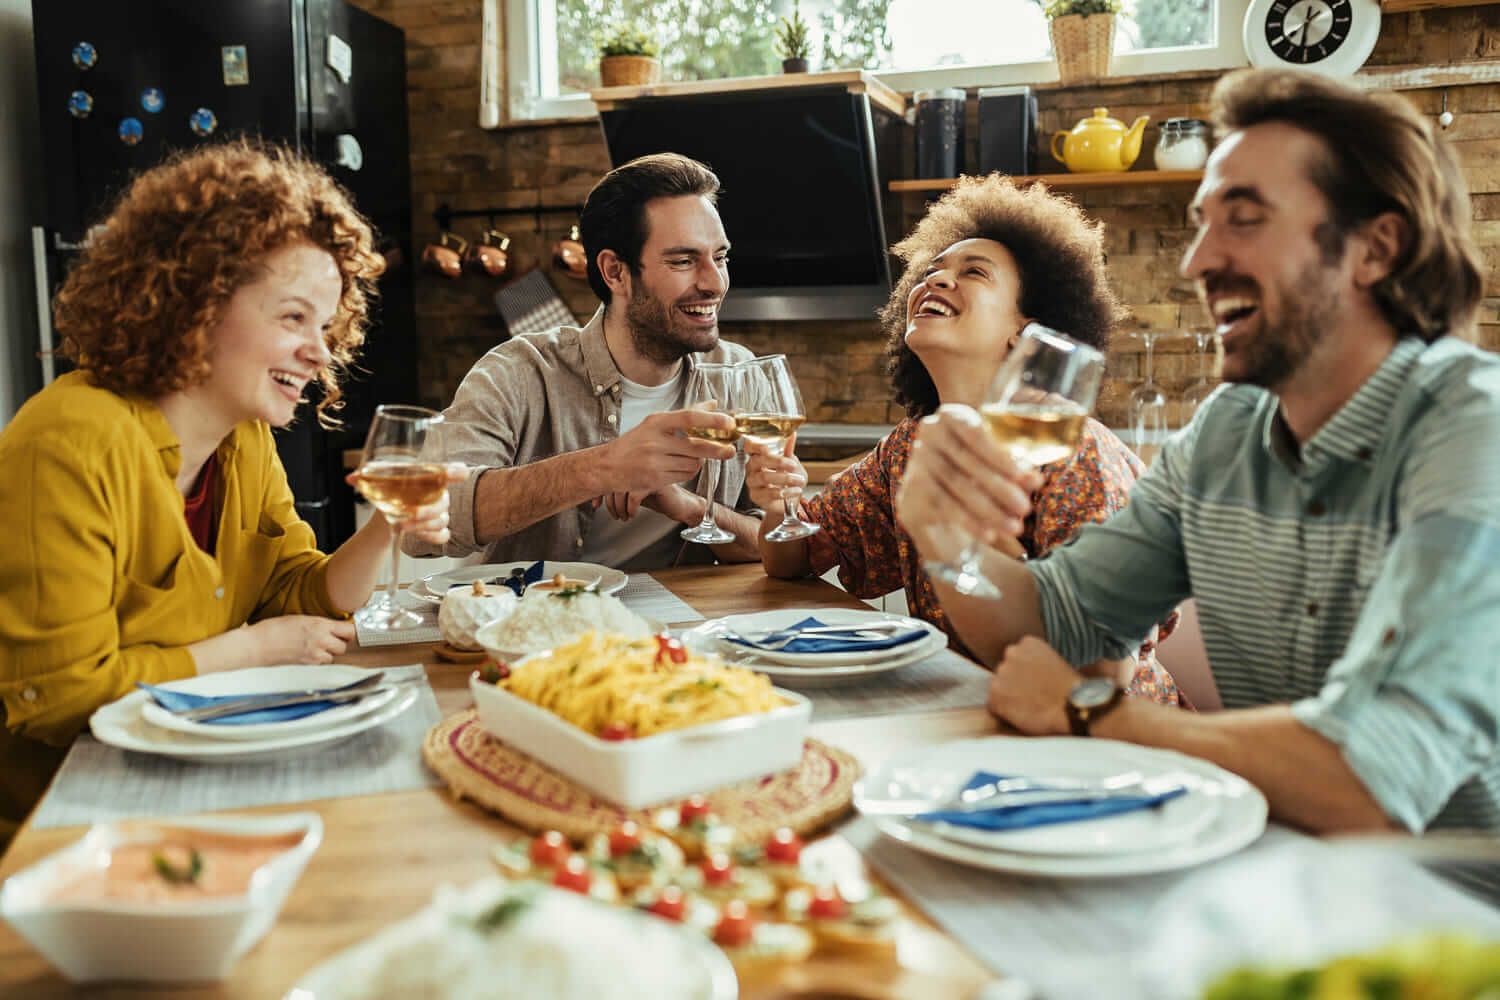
350,0,1500,434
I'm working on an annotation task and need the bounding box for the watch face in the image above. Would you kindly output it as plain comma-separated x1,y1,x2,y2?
1070,677,1117,709
1243,0,1379,76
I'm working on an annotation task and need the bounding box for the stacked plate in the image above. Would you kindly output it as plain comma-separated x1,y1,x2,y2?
682,607,947,687
89,665,420,765
855,737,1268,878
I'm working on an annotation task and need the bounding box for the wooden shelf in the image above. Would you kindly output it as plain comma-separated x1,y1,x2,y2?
1381,0,1494,12
890,170,1204,193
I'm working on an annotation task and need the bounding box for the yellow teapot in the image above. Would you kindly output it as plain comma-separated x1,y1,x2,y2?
1051,108,1151,173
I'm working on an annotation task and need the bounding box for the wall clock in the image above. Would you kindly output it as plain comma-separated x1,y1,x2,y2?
1242,0,1382,77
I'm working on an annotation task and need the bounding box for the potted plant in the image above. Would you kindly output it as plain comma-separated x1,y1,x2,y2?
775,0,812,74
598,24,662,87
1040,0,1122,84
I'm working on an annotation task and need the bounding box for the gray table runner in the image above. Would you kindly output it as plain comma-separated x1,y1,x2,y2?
844,819,1500,1000
792,647,992,722
31,666,442,829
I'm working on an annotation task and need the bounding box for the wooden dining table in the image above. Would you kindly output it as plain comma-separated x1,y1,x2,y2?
0,564,1006,1000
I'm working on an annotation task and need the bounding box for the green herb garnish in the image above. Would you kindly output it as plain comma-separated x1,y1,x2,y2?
152,847,203,885
472,884,539,933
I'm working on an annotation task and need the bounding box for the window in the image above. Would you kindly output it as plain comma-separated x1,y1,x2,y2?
502,0,1250,122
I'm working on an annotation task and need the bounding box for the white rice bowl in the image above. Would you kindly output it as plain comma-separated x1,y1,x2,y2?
474,588,651,661
295,877,729,999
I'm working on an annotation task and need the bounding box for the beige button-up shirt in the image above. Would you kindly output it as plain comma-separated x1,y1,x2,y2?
414,307,757,569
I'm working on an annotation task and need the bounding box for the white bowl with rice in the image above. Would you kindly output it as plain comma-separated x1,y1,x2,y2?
473,588,653,663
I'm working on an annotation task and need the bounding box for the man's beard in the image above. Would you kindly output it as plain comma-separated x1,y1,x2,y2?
1223,266,1341,392
624,285,718,365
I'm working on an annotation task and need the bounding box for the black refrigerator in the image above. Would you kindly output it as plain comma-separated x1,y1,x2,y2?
28,0,417,549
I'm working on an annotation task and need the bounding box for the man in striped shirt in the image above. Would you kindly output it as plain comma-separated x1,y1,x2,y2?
894,68,1499,834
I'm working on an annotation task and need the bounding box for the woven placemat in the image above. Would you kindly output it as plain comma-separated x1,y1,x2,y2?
424,709,860,842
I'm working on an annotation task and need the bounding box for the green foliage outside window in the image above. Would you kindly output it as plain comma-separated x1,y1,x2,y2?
1038,0,1122,18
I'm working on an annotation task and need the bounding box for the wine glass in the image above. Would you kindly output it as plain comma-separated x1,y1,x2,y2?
352,404,447,630
1129,330,1169,466
923,323,1105,599
680,362,741,545
1180,331,1218,424
735,354,820,543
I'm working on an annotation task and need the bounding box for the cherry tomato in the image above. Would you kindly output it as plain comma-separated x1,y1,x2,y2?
765,827,803,864
608,820,643,857
599,721,634,741
654,633,687,665
552,855,591,893
807,885,848,920
528,829,571,867
679,795,712,825
648,886,687,922
701,852,735,887
713,899,755,947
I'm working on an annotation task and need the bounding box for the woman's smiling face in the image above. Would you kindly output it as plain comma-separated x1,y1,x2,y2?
903,237,1028,375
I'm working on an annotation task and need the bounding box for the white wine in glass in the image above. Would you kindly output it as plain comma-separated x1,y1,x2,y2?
925,323,1104,599
736,355,818,543
352,404,446,630
681,362,741,545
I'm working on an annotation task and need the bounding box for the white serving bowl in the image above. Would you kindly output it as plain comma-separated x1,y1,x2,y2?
469,665,810,809
0,811,322,983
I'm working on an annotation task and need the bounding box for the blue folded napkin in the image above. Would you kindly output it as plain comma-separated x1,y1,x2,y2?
914,770,1188,831
725,615,927,654
497,560,545,596
136,677,370,726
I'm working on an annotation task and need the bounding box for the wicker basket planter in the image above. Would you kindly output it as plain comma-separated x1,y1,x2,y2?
599,54,662,87
1049,13,1115,84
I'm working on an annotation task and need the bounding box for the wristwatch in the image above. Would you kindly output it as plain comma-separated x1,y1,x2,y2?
1065,677,1125,737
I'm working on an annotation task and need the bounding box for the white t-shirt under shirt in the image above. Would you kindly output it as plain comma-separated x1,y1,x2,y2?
578,367,692,570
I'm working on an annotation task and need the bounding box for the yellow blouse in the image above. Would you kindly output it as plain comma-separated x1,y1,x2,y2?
0,372,343,836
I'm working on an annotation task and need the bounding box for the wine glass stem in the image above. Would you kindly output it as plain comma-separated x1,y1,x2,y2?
769,437,802,529
695,459,721,533
1143,333,1157,382
385,524,403,609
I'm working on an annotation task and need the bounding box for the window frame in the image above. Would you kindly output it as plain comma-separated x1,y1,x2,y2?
500,0,1251,124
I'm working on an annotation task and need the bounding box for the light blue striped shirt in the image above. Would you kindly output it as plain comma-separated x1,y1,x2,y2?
1030,337,1500,832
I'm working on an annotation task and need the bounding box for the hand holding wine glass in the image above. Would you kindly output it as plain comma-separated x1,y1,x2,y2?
351,404,447,630
735,355,819,543
680,362,741,544
923,323,1104,599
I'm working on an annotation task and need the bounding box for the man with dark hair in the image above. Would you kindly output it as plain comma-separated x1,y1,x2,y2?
409,153,760,569
894,68,1500,834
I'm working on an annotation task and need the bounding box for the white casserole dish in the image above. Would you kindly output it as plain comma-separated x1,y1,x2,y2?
0,811,321,983
468,668,811,809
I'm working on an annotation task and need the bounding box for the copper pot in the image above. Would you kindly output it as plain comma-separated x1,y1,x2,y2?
422,232,467,278
553,224,587,280
466,229,512,278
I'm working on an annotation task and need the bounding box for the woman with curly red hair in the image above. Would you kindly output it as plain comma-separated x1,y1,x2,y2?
0,142,455,839
745,174,1179,703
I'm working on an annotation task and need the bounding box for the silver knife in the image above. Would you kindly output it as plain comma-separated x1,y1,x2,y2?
173,672,385,722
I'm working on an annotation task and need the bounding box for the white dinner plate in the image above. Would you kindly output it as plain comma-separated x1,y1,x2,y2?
685,607,945,667
139,666,400,741
858,737,1267,878
409,561,628,605
90,682,421,765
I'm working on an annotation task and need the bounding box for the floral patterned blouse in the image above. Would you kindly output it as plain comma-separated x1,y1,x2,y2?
801,416,1181,705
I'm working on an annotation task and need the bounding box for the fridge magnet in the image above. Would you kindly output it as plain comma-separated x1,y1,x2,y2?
117,117,143,146
67,90,93,119
71,42,97,70
189,107,218,138
141,87,164,113
221,45,249,87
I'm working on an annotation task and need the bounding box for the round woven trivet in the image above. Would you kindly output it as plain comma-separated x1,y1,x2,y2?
433,641,489,664
423,709,861,843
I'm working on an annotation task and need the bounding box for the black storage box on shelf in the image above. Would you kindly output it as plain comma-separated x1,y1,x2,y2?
978,86,1037,178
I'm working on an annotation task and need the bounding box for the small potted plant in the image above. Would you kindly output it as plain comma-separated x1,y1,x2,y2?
775,0,812,74
1040,0,1122,84
598,23,662,87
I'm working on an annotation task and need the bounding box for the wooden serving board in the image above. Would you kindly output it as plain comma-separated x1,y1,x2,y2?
424,709,860,842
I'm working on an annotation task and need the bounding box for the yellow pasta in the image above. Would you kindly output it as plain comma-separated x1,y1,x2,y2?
499,631,786,738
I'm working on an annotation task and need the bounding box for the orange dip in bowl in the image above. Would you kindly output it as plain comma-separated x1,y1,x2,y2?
45,828,305,904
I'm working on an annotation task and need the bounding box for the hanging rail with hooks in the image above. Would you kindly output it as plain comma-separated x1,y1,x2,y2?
432,202,584,234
